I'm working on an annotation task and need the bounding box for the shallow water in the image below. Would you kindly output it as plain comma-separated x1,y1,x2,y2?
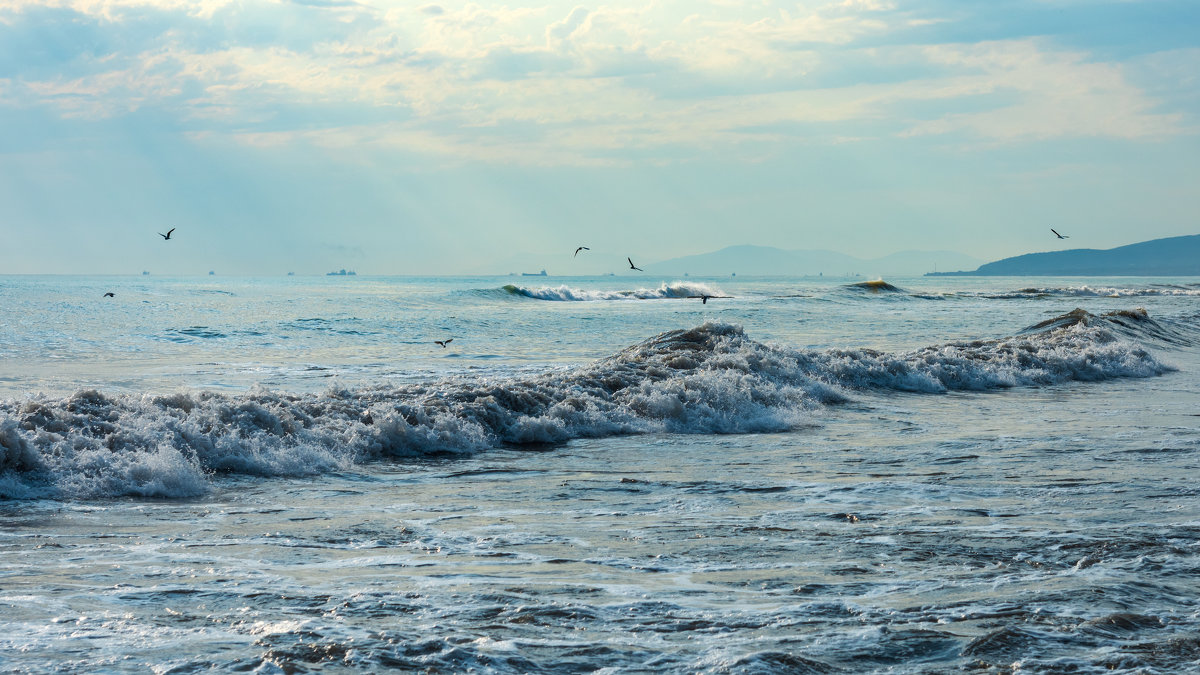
2,274,1199,672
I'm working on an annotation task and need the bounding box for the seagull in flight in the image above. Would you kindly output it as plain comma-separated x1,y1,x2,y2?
627,257,643,272
434,339,453,348
1051,228,1068,240
574,246,590,258
103,292,115,298
158,228,176,240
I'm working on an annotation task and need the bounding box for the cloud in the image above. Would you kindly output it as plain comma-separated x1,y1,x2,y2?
0,0,236,21
546,5,587,46
0,0,1195,167
902,39,1184,140
287,0,363,8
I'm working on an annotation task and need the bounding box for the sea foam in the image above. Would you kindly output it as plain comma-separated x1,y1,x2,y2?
0,310,1178,500
501,282,725,301
1006,285,1200,298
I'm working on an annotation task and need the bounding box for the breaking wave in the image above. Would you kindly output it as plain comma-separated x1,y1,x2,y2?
499,282,726,301
992,285,1200,299
1019,307,1196,346
0,311,1179,500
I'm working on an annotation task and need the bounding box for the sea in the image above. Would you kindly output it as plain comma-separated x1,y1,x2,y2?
1,274,1198,673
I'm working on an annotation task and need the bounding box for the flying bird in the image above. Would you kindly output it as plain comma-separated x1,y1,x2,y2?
1051,228,1068,240
574,246,590,258
103,292,115,298
627,257,643,272
158,228,176,240
434,339,453,348
688,294,729,304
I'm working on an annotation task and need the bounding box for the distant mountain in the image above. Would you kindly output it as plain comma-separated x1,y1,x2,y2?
650,245,982,277
929,234,1200,276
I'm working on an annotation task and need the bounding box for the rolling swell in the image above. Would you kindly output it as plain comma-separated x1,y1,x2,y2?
845,279,904,293
994,285,1200,298
499,281,725,301
0,312,1177,500
1020,307,1197,346
841,280,944,300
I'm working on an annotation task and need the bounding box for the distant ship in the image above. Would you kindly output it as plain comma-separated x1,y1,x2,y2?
327,269,357,276
522,269,547,276
208,270,215,276
142,271,149,276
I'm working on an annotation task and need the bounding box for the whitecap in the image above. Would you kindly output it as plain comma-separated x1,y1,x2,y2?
0,311,1179,500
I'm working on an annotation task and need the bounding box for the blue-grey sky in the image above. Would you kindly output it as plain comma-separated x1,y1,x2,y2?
1,0,1197,275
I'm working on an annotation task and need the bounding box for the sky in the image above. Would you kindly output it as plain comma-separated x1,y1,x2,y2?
1,0,1198,275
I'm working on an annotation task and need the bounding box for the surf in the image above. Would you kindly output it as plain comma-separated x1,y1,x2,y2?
0,311,1179,500
498,281,727,301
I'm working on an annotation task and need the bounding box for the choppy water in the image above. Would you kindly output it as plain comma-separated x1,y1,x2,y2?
2,274,1199,673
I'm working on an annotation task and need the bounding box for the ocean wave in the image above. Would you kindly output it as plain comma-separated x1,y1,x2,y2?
994,285,1200,299
845,280,905,293
499,282,727,301
1019,307,1196,346
0,312,1177,500
841,280,946,300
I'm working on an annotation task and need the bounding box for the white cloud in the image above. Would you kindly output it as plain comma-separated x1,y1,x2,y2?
0,0,236,20
1,1,1194,165
545,5,586,46
904,40,1183,140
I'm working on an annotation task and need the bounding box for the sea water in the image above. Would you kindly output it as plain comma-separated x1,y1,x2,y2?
1,274,1198,673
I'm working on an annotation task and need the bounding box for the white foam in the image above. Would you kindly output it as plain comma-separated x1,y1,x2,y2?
1010,285,1200,298
503,281,726,301
0,313,1178,500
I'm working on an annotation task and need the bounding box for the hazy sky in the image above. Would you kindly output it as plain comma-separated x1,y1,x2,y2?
1,0,1197,274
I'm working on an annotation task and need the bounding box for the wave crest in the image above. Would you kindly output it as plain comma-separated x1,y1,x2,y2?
846,280,904,293
1003,285,1200,298
0,313,1177,500
1020,307,1195,346
500,281,726,301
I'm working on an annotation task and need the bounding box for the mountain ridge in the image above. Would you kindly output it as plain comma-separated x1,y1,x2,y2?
928,234,1200,276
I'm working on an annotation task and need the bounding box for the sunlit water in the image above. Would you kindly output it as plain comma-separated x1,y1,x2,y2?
1,274,1199,673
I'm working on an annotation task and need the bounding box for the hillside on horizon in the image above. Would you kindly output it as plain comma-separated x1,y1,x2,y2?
929,234,1200,276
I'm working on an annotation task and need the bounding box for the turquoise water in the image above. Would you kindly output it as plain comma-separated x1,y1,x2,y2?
1,274,1198,672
